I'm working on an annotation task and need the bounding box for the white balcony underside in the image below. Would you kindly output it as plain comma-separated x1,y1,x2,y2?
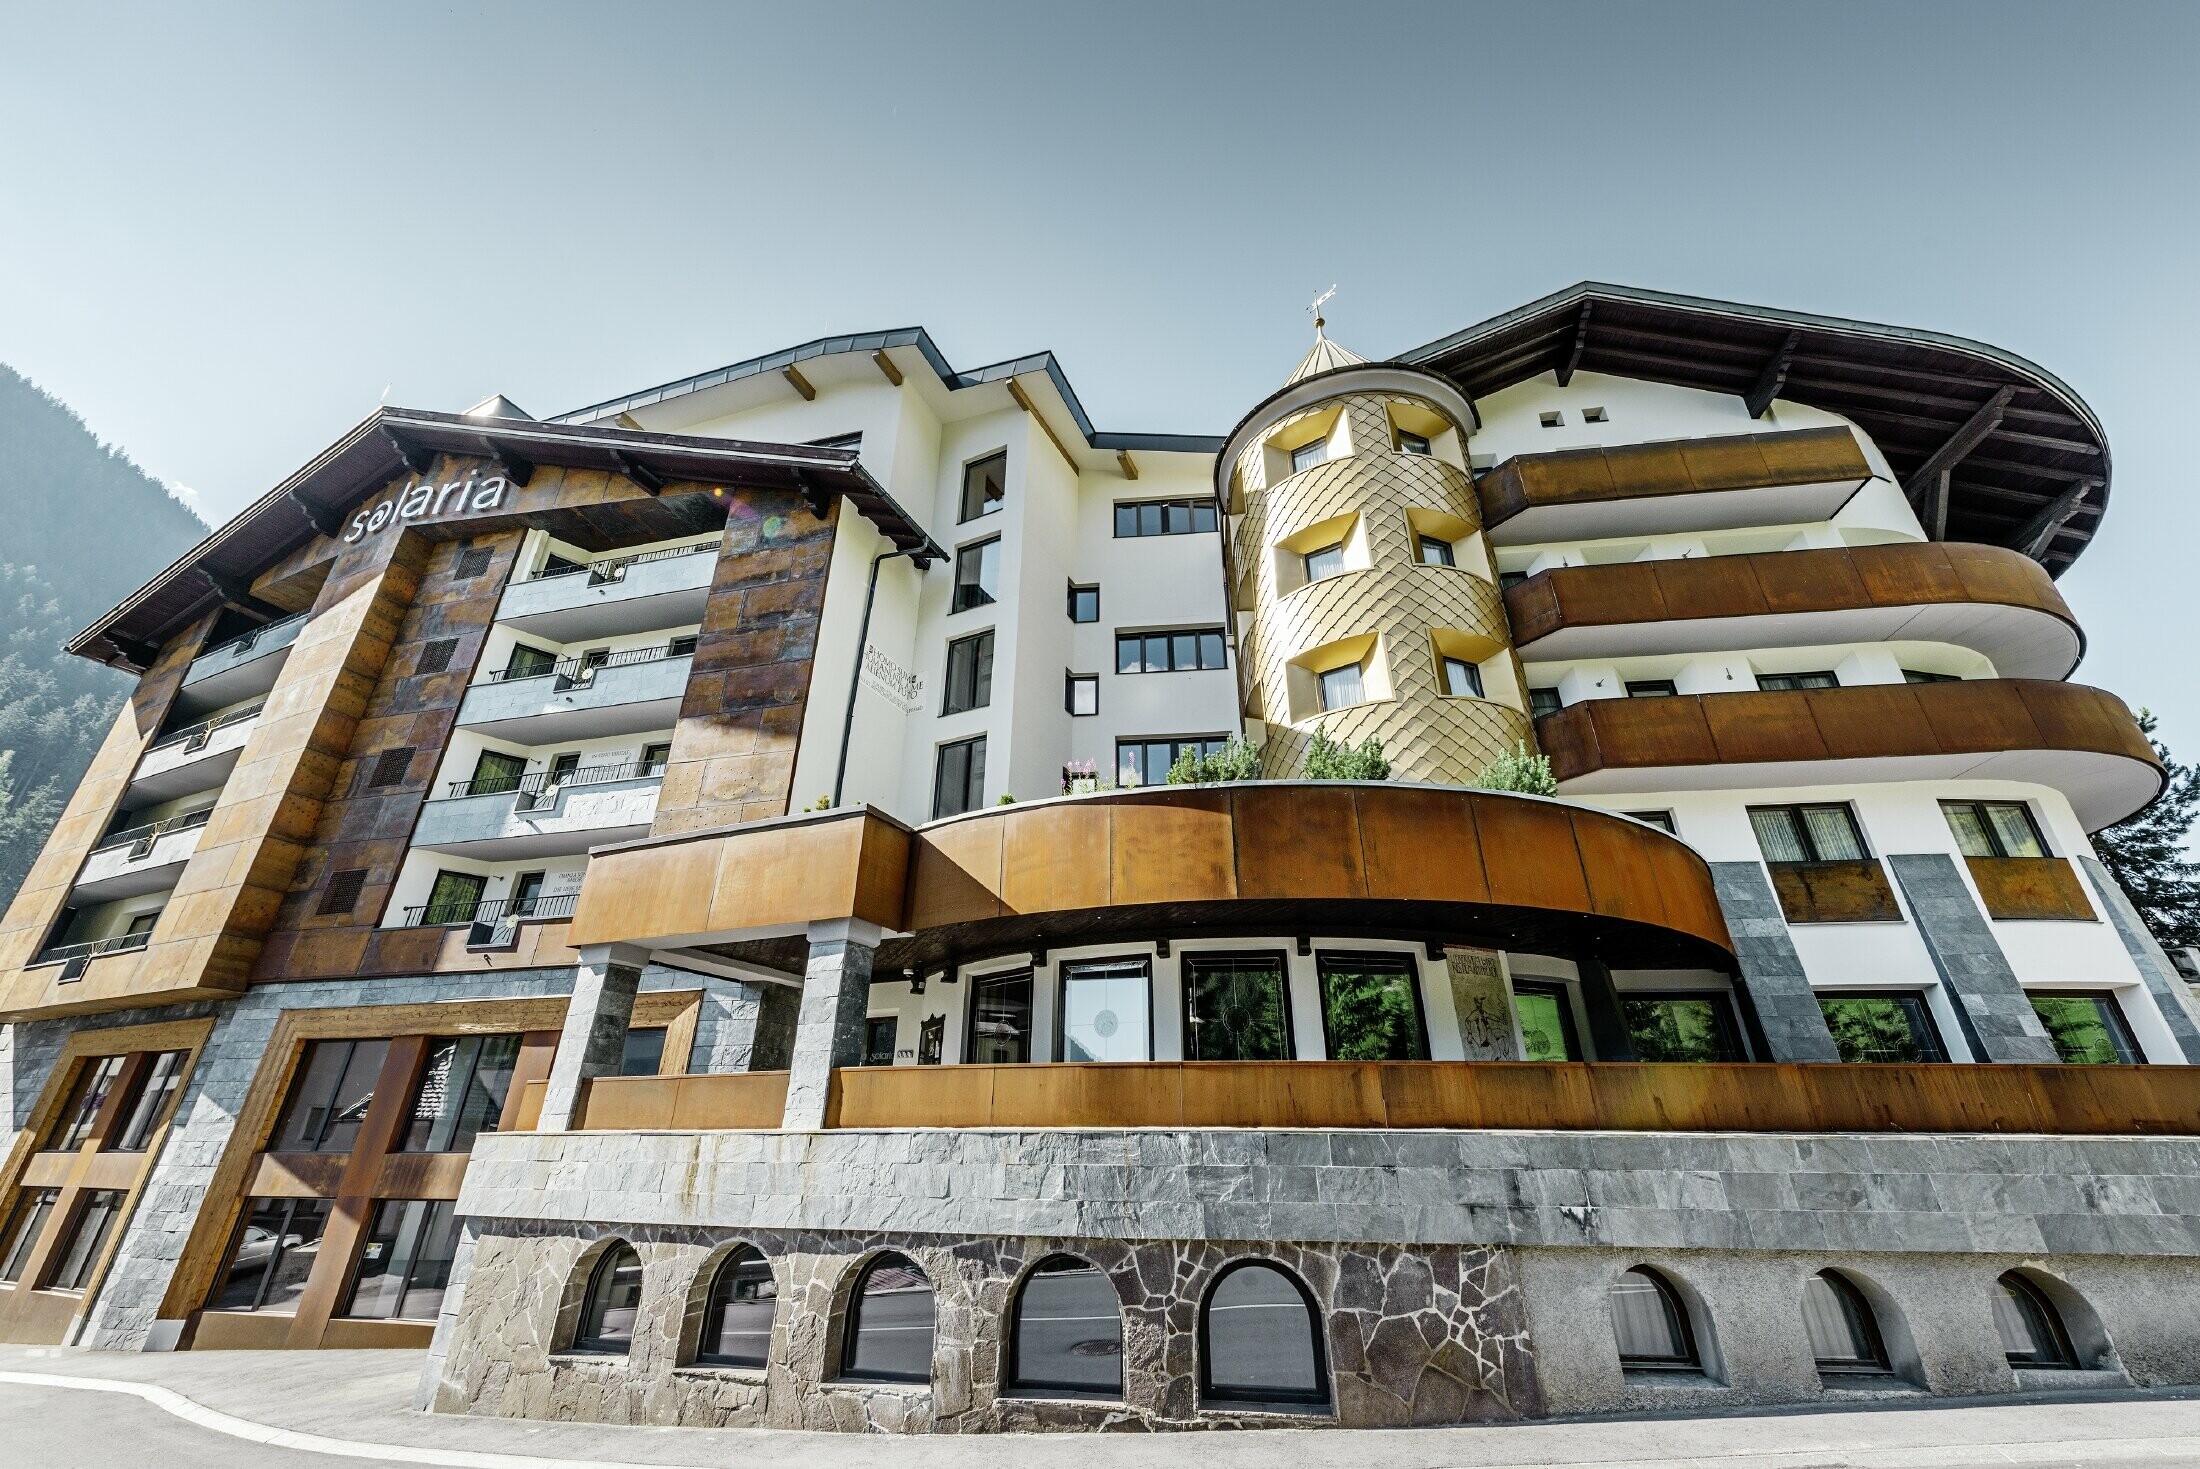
1488,477,1865,546
126,717,258,806
453,657,691,744
410,778,663,861
72,826,203,902
495,556,715,643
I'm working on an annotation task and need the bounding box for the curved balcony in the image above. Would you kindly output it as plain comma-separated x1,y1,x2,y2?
1536,678,2162,829
1505,542,2082,679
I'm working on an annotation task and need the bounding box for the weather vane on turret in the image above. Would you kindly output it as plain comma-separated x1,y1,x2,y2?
1307,284,1337,340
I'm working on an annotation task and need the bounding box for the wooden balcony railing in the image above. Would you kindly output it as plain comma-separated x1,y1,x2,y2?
510,1071,790,1131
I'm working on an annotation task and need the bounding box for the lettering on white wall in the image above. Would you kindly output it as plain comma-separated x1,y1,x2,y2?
861,645,924,711
343,474,510,543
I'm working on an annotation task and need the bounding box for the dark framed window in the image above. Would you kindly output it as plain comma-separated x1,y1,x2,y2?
2030,992,2141,1064
950,538,1000,614
571,1243,643,1355
1008,1255,1122,1398
1942,800,2049,859
109,1049,189,1152
1903,669,1961,684
1500,570,1530,590
932,736,987,819
696,1245,776,1368
959,451,1007,523
967,969,1034,1064
1625,810,1678,835
1302,543,1345,583
421,869,487,925
1288,440,1330,475
1317,662,1364,711
1819,993,1949,1063
1067,582,1099,622
1396,429,1433,456
1993,1273,2078,1367
1116,736,1226,788
1114,498,1218,538
640,741,672,774
342,1198,460,1320
469,748,527,796
1316,952,1429,1061
1621,993,1746,1062
0,1190,59,1283
1065,673,1098,717
1059,958,1152,1063
398,1033,522,1152
1513,981,1582,1061
1441,656,1483,698
942,630,995,715
1756,671,1839,691
48,1054,126,1151
1115,628,1228,673
1528,686,1562,717
503,642,557,680
618,1027,667,1077
1199,1261,1329,1410
1610,1266,1697,1370
271,1039,392,1154
838,1252,934,1383
1183,952,1293,1061
45,1189,126,1291
1418,534,1455,566
863,1016,897,1067
1624,679,1678,698
208,1198,331,1314
1802,1270,1889,1375
1749,804,1869,864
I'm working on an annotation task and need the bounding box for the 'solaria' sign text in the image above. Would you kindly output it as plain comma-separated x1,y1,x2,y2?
344,474,512,542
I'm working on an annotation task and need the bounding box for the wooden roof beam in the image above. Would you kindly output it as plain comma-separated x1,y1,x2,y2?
2016,478,2099,561
382,426,435,475
1744,330,1803,419
783,364,817,401
871,350,904,387
1004,376,1078,471
613,451,664,494
479,437,535,487
289,489,344,539
1116,449,1139,481
105,634,162,670
1556,302,1593,387
1904,385,2018,538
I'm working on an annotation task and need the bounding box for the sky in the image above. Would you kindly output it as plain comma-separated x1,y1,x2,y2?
1,0,2196,752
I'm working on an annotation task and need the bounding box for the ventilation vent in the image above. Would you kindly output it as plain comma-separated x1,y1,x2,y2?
455,544,495,580
417,639,458,675
317,869,368,916
367,747,415,789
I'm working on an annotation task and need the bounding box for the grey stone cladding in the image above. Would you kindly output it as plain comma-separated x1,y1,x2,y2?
2081,855,2200,1062
1889,853,2061,1062
1708,862,1840,1061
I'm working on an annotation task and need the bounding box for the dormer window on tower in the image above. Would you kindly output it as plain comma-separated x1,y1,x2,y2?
1290,439,1330,475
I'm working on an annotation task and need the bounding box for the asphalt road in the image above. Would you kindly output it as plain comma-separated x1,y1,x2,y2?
0,1380,362,1468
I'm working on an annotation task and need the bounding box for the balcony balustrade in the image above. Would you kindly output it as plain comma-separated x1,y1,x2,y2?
177,610,308,712
455,642,692,743
31,928,153,980
413,761,665,860
72,809,210,902
402,892,579,951
128,703,263,805
498,543,716,643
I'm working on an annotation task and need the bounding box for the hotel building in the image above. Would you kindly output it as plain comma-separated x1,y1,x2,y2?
2,283,2198,1430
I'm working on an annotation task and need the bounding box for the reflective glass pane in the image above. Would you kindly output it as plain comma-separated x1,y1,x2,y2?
619,1028,667,1077
1059,962,1150,1063
1802,1273,1884,1369
1801,806,1865,861
1184,955,1292,1061
110,1050,189,1152
48,1189,124,1291
1145,635,1171,672
272,1039,389,1154
960,452,1006,522
1621,996,1741,1062
1941,802,1996,858
1317,954,1428,1061
1993,1275,2073,1366
1749,809,1809,865
842,1253,933,1382
1191,501,1218,533
211,1198,330,1314
403,1033,522,1152
1138,503,1163,537
699,1247,776,1367
1514,988,1578,1062
1203,1265,1323,1404
2030,993,2139,1064
0,1190,58,1283
343,1199,459,1320
1010,1257,1121,1396
1986,802,2047,858
1610,1269,1692,1365
50,1055,126,1151
575,1246,643,1353
1165,502,1192,535
969,971,1033,1064
1171,634,1198,670
1114,504,1136,537
1820,994,1945,1063
1199,632,1227,669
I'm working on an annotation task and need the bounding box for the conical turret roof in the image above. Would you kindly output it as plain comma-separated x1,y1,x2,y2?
1285,331,1367,385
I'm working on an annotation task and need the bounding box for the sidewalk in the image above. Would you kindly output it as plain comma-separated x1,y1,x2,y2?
3,1344,2199,1469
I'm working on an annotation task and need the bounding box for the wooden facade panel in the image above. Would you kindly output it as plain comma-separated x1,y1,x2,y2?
1232,786,1365,901
1469,794,1591,915
1001,803,1114,916
1648,555,1757,621
570,1073,790,1131
1570,812,1671,928
1675,433,1776,493
1353,785,1489,906
1967,856,2098,922
1478,427,1867,529
905,814,1005,931
1807,683,1932,761
1105,790,1236,909
1766,860,1905,924
1702,690,1832,765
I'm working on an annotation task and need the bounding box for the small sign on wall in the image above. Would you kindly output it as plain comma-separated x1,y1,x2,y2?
1444,946,1520,1061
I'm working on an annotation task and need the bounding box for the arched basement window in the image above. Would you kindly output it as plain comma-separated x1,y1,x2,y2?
695,1245,776,1369
1008,1255,1122,1398
1994,1272,2079,1368
1610,1266,1697,1370
838,1251,934,1383
1199,1260,1329,1410
1802,1270,1889,1375
572,1242,642,1355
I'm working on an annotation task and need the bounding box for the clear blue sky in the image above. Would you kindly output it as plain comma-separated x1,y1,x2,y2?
2,1,2195,750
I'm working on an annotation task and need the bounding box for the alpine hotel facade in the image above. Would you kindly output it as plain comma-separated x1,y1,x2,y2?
3,284,2199,1431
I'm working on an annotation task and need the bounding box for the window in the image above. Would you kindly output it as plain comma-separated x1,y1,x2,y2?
950,538,1000,613
1583,406,1609,424
1067,583,1099,623
1539,411,1564,428
1114,498,1218,537
1528,687,1562,717
1009,1255,1121,1398
1183,953,1292,1061
1059,959,1151,1063
2030,992,2141,1064
571,1243,643,1355
1819,993,1949,1063
1116,628,1228,674
1418,535,1455,567
1316,952,1429,1061
1317,662,1365,712
46,1189,126,1291
1441,656,1483,698
1500,570,1529,590
640,742,671,774
1514,981,1582,1061
271,1039,392,1154
342,1199,460,1320
618,1027,666,1077
1942,800,2049,859
399,1033,522,1152
1200,1261,1328,1410
469,749,527,796
209,1198,331,1314
1065,673,1098,717
109,1050,189,1152
1625,810,1678,835
1803,1271,1889,1375
666,633,698,658
1621,993,1746,1062
1756,671,1839,692
1288,440,1330,475
1993,1273,2078,1368
967,969,1034,1064
696,1246,776,1368
1396,429,1432,456
510,871,547,918
1624,679,1677,698
503,642,557,680
1903,669,1961,684
1302,542,1346,583
959,451,1007,523
49,1054,126,1151
1749,804,1868,864
0,1190,58,1283
863,1016,897,1067
942,631,994,715
421,869,487,925
932,736,987,819
839,1252,934,1383
1116,736,1226,788
1610,1267,1696,1370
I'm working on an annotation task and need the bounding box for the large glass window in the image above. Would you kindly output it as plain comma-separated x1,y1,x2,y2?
932,735,987,819
1009,1255,1121,1398
959,451,1007,523
1513,981,1582,1061
0,1190,59,1283
1199,1261,1328,1410
1116,736,1226,788
45,1190,125,1291
1059,959,1151,1063
863,1016,898,1067
271,1039,391,1154
1610,1267,1696,1369
502,642,557,680
1819,993,1948,1063
1749,804,1869,864
1183,953,1293,1061
1115,628,1228,674
1528,686,1562,717
49,1054,127,1151
210,1198,331,1314
942,630,995,715
1993,1273,2077,1367
107,1049,189,1153
950,538,1000,614
967,969,1034,1064
1942,800,2049,859
469,748,528,796
2030,992,2141,1064
618,1027,667,1077
839,1252,934,1383
1621,993,1745,1062
1065,673,1098,717
342,1199,460,1320
1316,952,1429,1061
1802,1271,1888,1375
571,1242,643,1355
1114,498,1218,538
1317,662,1365,712
696,1246,776,1368
399,1033,521,1152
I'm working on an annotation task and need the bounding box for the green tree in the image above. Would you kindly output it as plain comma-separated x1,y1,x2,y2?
1165,736,1262,785
1473,740,1558,796
1302,730,1389,781
2091,709,2200,949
